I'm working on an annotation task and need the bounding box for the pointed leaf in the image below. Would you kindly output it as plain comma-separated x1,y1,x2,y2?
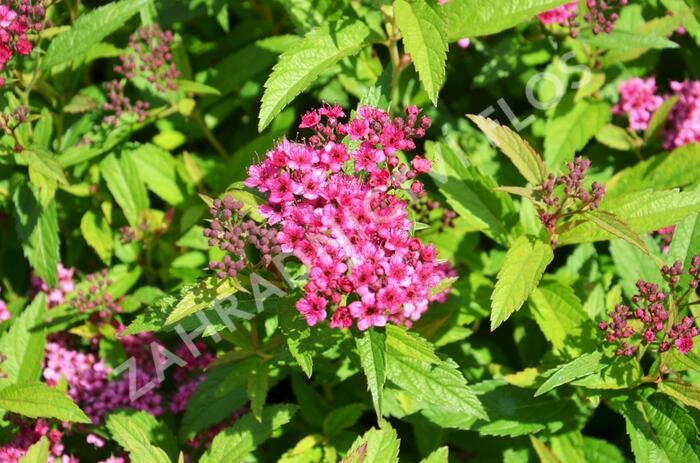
356,329,386,419
535,351,607,396
0,382,90,423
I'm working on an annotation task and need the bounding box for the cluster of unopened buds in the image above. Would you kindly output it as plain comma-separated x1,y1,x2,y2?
102,25,179,126
240,104,454,330
411,197,457,233
599,257,700,357
203,195,283,279
0,0,50,86
68,270,123,326
0,105,28,151
536,157,605,234
538,0,628,37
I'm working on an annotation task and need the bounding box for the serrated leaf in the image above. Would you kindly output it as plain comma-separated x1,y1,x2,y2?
491,236,553,330
164,277,241,326
535,352,607,396
80,210,113,264
467,115,546,185
426,140,516,245
582,436,628,463
394,0,447,105
560,189,700,245
24,148,68,185
124,144,185,205
658,381,700,412
13,182,59,287
200,404,298,463
0,382,90,423
385,324,440,365
661,0,700,48
19,437,49,463
622,393,700,463
442,0,572,41
42,0,146,69
607,143,700,198
344,425,400,463
584,211,648,255
106,412,173,463
100,153,149,227
595,123,638,151
544,100,611,168
0,294,46,387
420,447,449,463
529,283,598,357
386,328,487,422
357,329,386,419
259,19,379,131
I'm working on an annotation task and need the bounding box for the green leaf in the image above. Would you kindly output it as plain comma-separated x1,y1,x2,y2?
0,382,90,423
442,0,572,41
559,189,700,245
529,283,598,357
322,403,367,437
582,436,627,463
124,144,185,205
467,115,547,186
544,100,611,168
645,96,679,141
0,294,47,387
200,404,298,463
530,435,560,463
584,211,648,255
258,19,379,131
80,210,113,264
106,411,173,463
164,277,241,326
595,124,638,151
176,79,221,96
668,210,700,289
420,447,449,463
426,140,516,246
19,437,49,463
607,143,700,198
42,0,147,69
386,327,487,423
658,381,700,412
491,236,553,330
247,358,268,420
13,181,60,287
24,148,68,185
661,0,700,47
394,0,448,105
579,29,678,52
356,329,386,419
621,393,700,463
100,153,149,227
535,352,607,396
344,425,400,463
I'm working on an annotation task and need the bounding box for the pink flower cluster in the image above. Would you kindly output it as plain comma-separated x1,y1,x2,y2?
243,104,453,330
538,0,628,36
31,263,76,308
537,157,605,234
103,24,179,126
599,257,700,357
0,0,49,86
538,2,578,27
169,341,214,414
613,77,664,132
43,333,163,424
614,78,700,149
0,418,75,463
0,288,10,322
663,80,700,149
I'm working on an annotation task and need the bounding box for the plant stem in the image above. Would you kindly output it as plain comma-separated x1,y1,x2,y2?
192,109,229,159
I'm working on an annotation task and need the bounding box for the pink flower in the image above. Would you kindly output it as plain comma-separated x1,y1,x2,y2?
0,6,17,28
538,2,578,26
14,37,31,55
613,77,664,132
329,306,353,328
457,38,471,49
348,118,369,140
411,156,431,174
299,110,320,128
676,337,693,354
296,294,328,326
0,289,9,322
349,301,387,331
